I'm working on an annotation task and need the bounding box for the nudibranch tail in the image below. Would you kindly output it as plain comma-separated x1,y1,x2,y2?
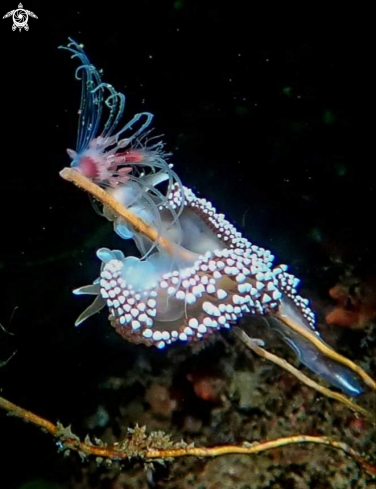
269,301,364,397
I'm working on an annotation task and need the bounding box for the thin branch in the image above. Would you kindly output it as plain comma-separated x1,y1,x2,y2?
233,327,374,422
0,395,374,476
59,168,194,261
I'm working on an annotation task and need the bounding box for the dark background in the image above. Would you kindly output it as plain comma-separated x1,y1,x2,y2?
0,2,373,488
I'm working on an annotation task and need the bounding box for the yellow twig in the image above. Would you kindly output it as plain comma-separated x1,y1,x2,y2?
0,395,58,433
146,437,375,478
233,328,373,422
275,311,376,391
0,395,374,476
59,168,192,260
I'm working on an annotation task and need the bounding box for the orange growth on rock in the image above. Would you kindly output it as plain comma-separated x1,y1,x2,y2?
326,279,376,329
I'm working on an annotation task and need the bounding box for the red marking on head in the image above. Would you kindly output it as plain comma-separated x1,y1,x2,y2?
78,156,99,179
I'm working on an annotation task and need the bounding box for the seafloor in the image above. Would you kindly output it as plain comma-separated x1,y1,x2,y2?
59,324,376,489
1,268,375,488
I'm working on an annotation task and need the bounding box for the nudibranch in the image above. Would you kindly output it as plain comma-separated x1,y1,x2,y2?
61,39,365,398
